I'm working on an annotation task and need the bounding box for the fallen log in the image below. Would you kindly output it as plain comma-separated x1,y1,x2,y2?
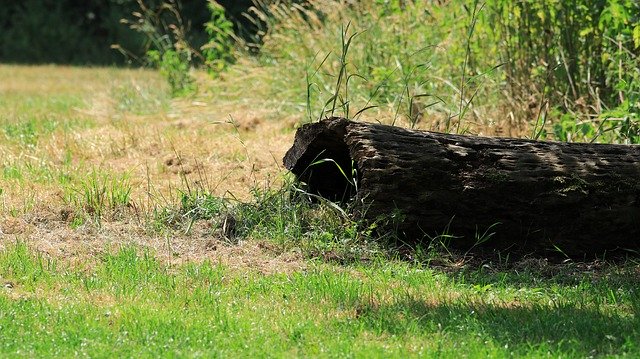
283,117,640,257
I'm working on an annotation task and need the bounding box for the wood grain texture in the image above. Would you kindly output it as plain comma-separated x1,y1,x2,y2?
284,117,640,257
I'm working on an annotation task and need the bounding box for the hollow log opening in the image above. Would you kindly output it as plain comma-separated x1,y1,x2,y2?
283,118,358,202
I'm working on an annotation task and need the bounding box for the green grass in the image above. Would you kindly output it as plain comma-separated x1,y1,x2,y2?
1,115,90,147
63,169,132,223
0,93,83,116
1,242,639,357
0,0,638,355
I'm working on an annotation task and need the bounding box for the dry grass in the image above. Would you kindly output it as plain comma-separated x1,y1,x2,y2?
0,65,301,270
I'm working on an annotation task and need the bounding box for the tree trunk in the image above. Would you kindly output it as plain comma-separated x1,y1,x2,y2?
283,117,640,258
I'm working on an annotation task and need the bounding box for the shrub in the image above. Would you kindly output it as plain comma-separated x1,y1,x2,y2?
202,1,236,74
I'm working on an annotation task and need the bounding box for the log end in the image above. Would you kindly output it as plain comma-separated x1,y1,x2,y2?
283,117,358,202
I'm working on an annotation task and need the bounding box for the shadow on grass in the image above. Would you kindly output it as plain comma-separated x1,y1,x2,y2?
357,298,639,356
456,257,640,284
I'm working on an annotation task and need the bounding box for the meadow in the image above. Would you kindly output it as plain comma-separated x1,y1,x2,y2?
2,0,640,357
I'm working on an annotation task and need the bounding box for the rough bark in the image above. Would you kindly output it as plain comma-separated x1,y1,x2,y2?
283,117,640,257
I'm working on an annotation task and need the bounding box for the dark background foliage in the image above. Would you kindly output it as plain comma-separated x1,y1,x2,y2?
0,0,252,65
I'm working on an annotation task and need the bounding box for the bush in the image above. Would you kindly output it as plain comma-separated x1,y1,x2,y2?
202,1,236,74
124,0,236,95
483,0,640,115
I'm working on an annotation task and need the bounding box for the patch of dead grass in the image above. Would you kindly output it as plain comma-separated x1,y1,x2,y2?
0,65,305,273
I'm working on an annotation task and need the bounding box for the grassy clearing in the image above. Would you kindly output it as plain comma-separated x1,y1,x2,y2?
1,242,639,357
1,64,638,356
0,64,296,271
0,65,290,213
1,0,639,355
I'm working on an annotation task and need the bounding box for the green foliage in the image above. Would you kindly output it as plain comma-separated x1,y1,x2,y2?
230,182,361,258
121,0,201,96
247,0,638,142
148,175,384,261
251,1,500,128
541,108,640,144
123,1,236,95
481,0,639,141
146,49,196,96
202,1,236,74
179,189,226,221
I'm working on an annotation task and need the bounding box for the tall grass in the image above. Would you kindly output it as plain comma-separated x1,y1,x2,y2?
143,171,388,261
226,0,639,141
120,0,236,96
483,0,640,142
64,170,132,225
247,1,468,128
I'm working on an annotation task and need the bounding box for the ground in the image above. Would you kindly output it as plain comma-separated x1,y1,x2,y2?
0,65,301,270
0,65,639,357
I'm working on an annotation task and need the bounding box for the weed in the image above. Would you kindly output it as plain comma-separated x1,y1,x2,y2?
65,170,132,224
121,0,237,96
465,222,501,256
179,190,225,221
121,0,198,96
485,0,639,140
146,49,196,96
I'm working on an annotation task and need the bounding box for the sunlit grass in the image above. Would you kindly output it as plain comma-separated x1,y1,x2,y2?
1,243,638,357
0,0,638,353
0,64,290,218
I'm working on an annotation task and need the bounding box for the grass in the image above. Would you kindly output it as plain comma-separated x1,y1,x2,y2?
1,242,639,357
0,1,639,355
222,0,638,142
0,64,638,357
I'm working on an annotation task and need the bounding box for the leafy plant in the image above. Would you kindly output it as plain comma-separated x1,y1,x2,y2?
483,0,639,141
122,0,199,96
146,49,196,96
121,0,237,95
202,1,236,74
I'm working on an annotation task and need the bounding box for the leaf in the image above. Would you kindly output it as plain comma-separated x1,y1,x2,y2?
579,28,593,37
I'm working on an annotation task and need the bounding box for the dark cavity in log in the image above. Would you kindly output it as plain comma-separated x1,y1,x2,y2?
283,118,359,202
